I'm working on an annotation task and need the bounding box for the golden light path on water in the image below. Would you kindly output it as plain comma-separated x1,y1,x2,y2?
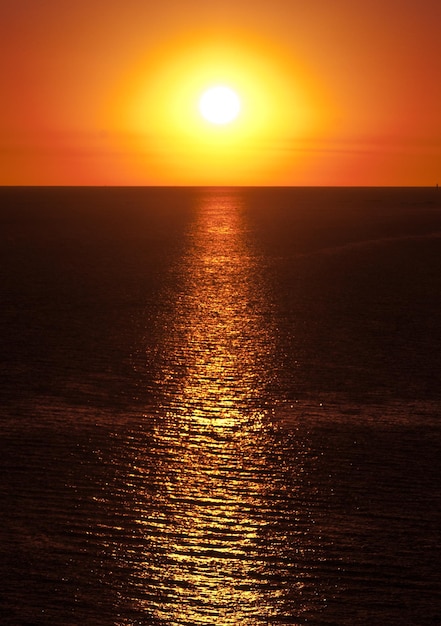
120,191,323,624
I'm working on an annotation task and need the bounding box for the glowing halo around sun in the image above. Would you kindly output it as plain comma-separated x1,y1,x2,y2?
198,85,241,125
114,35,329,184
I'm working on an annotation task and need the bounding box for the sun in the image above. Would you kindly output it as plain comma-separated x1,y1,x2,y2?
198,85,241,125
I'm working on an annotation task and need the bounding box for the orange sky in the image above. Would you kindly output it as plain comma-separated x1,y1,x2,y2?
1,0,440,186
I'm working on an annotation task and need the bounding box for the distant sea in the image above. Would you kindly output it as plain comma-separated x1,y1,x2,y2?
1,186,441,625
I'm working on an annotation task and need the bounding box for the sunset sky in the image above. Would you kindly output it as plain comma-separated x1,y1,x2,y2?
1,0,440,186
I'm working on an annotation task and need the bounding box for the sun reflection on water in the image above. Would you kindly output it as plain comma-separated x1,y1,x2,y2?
124,190,318,624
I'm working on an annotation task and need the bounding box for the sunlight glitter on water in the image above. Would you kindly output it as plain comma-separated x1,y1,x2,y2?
126,191,315,624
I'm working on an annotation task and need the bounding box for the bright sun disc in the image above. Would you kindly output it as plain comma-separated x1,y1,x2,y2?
199,86,241,125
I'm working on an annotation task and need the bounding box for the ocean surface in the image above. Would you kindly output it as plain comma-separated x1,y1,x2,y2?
1,186,441,625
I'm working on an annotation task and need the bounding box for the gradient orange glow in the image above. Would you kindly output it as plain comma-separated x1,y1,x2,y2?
1,1,440,185
106,33,328,185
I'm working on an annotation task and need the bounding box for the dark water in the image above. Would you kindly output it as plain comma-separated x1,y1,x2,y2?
1,186,441,625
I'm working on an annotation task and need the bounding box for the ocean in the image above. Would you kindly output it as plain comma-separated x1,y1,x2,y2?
1,186,440,625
